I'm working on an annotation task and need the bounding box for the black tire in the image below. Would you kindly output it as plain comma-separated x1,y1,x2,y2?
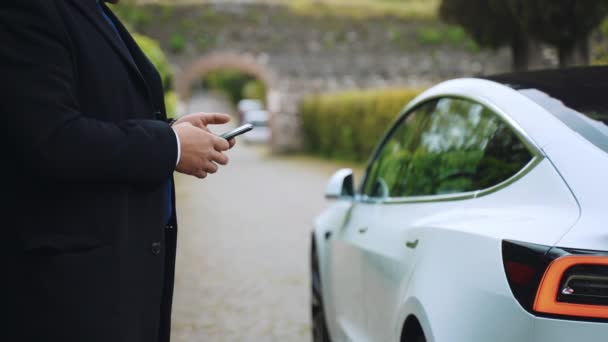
311,237,332,342
401,318,426,342
403,334,426,342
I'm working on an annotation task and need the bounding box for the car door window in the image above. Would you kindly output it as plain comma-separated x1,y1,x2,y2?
363,97,533,199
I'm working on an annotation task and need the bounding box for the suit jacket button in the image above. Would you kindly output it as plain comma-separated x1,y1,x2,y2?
165,224,175,230
154,111,162,120
151,242,162,255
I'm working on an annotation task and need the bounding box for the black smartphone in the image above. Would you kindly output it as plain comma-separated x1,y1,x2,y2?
220,124,254,140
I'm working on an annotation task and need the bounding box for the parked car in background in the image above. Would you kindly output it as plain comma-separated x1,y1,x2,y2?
311,67,608,342
237,98,263,124
242,109,271,144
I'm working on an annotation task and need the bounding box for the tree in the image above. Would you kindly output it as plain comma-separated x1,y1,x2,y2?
439,0,541,71
508,0,608,67
441,0,608,69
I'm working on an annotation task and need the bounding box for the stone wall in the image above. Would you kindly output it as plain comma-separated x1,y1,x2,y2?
124,2,554,152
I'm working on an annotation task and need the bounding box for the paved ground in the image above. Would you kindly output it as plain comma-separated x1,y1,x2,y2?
171,92,342,341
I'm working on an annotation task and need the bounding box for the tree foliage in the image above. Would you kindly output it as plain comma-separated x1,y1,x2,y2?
508,0,608,47
440,0,608,68
439,0,515,50
508,0,608,66
439,0,533,70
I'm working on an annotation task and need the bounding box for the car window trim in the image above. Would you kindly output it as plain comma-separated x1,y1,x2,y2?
357,94,545,204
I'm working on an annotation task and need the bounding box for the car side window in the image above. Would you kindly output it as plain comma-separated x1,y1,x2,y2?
363,97,533,199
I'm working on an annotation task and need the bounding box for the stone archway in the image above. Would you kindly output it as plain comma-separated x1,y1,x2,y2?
176,52,295,152
176,52,277,102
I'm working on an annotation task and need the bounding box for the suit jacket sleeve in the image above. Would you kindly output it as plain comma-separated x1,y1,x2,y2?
0,1,178,187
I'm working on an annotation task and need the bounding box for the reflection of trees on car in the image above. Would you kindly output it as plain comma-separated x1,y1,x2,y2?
365,98,533,199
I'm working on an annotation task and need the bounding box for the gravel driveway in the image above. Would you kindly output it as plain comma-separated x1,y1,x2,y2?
170,92,339,341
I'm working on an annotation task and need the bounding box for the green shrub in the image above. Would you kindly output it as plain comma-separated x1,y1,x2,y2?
300,88,422,162
132,33,174,91
203,70,266,107
243,80,267,103
169,32,187,54
416,25,475,49
164,91,178,119
109,2,152,30
445,26,467,44
417,27,443,45
132,33,176,117
593,17,608,65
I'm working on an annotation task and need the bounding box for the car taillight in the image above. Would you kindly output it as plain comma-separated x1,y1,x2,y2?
534,256,608,319
502,240,553,312
502,240,608,321
559,265,608,305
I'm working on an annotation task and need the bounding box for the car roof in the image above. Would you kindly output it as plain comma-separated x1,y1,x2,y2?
244,109,269,121
238,99,263,111
484,66,608,111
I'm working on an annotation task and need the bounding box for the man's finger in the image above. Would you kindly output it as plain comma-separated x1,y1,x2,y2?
228,138,236,149
203,162,218,174
211,151,229,166
191,119,206,129
212,135,230,151
196,170,208,179
201,113,231,126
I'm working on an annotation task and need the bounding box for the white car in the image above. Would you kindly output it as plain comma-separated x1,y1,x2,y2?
243,109,271,144
311,67,608,342
237,99,263,124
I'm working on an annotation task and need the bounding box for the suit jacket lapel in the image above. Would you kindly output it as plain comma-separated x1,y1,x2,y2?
67,0,152,100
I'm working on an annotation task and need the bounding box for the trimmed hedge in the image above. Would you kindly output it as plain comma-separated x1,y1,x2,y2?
300,88,422,162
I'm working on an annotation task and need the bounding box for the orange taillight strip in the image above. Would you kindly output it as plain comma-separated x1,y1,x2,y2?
534,255,608,319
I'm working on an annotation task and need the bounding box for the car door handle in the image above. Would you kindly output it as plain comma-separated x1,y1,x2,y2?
358,227,368,234
405,239,419,249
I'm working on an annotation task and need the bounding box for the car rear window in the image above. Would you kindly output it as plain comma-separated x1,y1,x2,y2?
518,88,608,153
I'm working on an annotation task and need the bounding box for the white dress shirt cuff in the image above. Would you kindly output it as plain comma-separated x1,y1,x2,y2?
172,127,181,167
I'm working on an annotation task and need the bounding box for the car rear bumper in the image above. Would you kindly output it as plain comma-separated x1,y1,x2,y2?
530,317,608,341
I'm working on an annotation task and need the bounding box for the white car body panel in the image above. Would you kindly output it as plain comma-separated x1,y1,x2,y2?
313,77,608,342
243,126,271,144
544,138,608,251
243,110,271,144
530,317,608,340
367,159,579,342
329,203,371,341
237,99,263,113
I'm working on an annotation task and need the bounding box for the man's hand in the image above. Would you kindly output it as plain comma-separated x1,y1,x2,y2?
173,112,237,148
172,122,230,179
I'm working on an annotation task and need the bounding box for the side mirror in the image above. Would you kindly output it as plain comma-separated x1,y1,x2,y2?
325,168,355,199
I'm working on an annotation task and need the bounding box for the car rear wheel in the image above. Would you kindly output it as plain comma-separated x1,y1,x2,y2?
311,237,332,342
401,317,426,342
403,334,426,342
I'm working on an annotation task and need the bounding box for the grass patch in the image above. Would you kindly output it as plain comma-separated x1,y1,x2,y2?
416,25,480,52
131,0,439,20
287,0,439,20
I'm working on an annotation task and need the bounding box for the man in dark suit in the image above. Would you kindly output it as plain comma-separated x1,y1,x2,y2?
0,0,235,341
